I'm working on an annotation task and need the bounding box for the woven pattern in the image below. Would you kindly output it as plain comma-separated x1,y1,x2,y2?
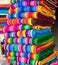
3,0,57,65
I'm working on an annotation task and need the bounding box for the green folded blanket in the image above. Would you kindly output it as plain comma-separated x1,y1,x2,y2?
40,44,55,55
31,44,55,60
33,34,55,46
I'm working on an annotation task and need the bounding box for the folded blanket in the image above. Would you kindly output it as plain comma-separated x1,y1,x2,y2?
5,40,54,53
6,18,53,27
0,8,9,14
40,0,55,13
37,12,55,24
26,28,51,38
37,6,56,20
36,41,54,53
45,57,57,65
37,6,55,15
39,51,57,65
30,56,57,65
31,44,55,60
33,34,55,45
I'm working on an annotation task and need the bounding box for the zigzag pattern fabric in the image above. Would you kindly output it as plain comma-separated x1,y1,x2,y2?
3,0,57,65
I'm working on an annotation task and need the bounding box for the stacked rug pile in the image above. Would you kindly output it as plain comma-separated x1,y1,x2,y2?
3,0,58,65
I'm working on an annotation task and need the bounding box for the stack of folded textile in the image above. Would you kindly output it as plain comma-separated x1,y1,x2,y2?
0,0,10,33
3,0,57,65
